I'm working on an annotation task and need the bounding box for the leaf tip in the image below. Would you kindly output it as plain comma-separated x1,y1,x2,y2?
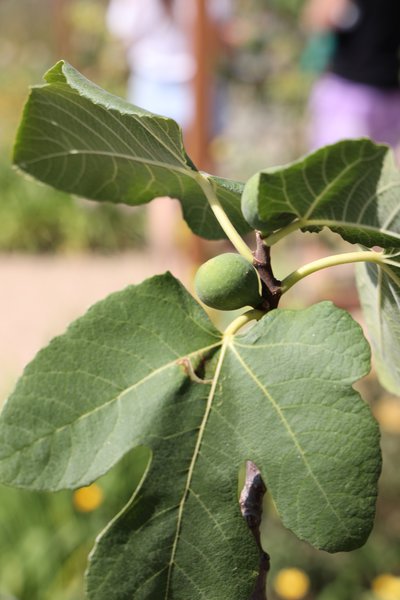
43,59,70,84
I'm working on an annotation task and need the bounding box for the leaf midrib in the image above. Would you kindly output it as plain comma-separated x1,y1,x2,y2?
41,78,190,167
276,218,400,242
18,148,193,178
302,148,382,219
307,219,400,238
163,338,228,599
0,341,222,466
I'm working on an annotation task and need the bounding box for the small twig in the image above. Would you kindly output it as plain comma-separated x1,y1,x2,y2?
195,173,254,263
252,232,282,312
176,357,212,384
240,461,270,600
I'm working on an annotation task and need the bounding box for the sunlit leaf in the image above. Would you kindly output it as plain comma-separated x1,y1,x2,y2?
0,275,381,598
13,61,250,240
242,139,400,248
356,249,400,395
0,274,221,489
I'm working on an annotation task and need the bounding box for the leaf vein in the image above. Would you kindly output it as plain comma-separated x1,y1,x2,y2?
230,343,351,537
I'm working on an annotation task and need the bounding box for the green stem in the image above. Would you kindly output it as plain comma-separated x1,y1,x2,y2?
195,173,254,263
281,250,384,293
263,219,304,246
224,309,264,337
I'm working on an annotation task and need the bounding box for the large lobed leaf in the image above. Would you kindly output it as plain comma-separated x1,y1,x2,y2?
0,274,221,489
356,249,400,395
0,275,381,598
242,139,400,248
85,380,259,600
13,61,250,240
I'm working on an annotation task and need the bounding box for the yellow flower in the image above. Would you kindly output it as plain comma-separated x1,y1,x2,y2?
371,574,400,600
73,483,103,512
373,396,400,434
273,567,310,600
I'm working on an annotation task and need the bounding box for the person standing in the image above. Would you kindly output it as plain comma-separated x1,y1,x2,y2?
106,0,232,132
302,0,400,154
106,0,232,255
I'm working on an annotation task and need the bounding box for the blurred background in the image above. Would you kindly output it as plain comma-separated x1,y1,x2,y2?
0,1,399,599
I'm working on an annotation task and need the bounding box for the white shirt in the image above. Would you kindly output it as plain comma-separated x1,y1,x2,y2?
106,0,232,82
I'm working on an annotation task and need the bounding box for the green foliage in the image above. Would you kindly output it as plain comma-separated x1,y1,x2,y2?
0,160,145,253
356,252,400,395
0,446,149,600
13,61,249,241
0,276,380,597
2,62,400,599
241,140,400,248
194,252,262,310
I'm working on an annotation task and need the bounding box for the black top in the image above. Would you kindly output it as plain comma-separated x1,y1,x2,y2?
330,0,400,88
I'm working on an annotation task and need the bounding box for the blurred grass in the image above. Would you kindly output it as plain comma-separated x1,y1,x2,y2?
0,0,146,255
0,446,150,600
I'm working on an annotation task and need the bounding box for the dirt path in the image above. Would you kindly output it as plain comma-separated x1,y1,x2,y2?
0,237,361,404
0,251,192,402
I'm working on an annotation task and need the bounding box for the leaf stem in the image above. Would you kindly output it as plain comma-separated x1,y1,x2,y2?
263,219,305,246
224,309,264,337
281,249,385,293
195,172,254,263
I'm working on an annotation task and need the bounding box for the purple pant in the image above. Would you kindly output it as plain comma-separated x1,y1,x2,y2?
308,73,400,151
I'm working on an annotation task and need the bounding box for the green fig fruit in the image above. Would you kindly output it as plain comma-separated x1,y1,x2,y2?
194,252,262,311
241,172,269,232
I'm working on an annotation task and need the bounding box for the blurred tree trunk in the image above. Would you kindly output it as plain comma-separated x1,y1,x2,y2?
185,0,215,265
51,0,71,59
186,0,213,173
